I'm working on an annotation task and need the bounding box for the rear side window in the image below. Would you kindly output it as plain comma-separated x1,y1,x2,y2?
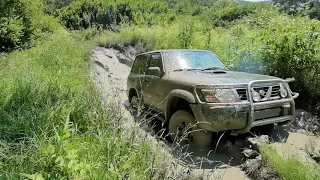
131,55,148,74
148,53,163,71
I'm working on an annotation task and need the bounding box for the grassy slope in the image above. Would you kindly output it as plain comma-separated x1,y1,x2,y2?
260,145,320,180
0,30,160,179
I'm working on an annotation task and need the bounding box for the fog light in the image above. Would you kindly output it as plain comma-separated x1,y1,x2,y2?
252,90,261,102
280,88,288,98
279,84,288,98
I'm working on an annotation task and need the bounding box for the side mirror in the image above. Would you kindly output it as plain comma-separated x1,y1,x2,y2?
285,78,295,83
147,67,162,77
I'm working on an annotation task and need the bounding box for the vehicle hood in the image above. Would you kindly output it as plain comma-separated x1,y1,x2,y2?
165,70,282,86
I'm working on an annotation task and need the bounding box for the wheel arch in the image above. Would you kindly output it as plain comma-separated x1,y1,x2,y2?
165,89,197,121
128,88,138,102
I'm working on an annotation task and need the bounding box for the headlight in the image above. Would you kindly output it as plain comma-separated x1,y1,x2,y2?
279,84,288,98
215,88,237,103
199,88,237,103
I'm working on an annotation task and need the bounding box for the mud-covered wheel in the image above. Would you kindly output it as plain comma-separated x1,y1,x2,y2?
131,96,139,109
130,96,142,115
169,110,212,149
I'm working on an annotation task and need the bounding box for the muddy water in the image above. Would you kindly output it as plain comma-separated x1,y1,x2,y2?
91,46,319,180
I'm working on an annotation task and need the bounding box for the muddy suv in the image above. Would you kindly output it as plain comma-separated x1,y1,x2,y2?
126,50,299,148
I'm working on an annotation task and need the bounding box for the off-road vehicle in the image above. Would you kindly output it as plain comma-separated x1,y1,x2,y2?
126,50,299,148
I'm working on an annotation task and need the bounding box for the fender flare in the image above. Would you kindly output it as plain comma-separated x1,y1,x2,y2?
165,89,197,120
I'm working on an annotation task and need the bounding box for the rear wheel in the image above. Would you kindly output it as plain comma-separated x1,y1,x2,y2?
130,95,143,115
169,110,212,149
131,96,139,109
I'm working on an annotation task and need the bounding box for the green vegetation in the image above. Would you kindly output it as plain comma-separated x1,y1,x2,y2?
274,0,320,20
0,30,165,179
0,1,172,179
261,145,320,180
1,0,320,179
91,9,320,105
0,0,62,51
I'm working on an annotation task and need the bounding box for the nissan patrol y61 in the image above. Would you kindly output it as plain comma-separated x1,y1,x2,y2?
126,50,299,148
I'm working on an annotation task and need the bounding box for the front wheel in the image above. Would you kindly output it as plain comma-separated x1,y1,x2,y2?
169,110,212,149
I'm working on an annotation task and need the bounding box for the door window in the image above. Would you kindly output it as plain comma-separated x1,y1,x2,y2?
147,53,163,75
131,54,149,74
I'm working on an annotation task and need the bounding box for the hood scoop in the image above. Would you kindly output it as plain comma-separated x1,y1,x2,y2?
210,70,227,74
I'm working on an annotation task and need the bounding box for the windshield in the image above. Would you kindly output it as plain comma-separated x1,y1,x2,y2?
163,50,226,71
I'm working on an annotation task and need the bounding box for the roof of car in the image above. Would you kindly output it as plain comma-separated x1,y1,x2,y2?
136,49,212,56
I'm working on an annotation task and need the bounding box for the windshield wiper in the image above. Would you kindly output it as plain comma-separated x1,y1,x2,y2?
173,68,204,72
173,67,229,72
203,67,229,71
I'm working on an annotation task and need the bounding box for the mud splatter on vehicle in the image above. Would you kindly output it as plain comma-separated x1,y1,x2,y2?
126,49,299,148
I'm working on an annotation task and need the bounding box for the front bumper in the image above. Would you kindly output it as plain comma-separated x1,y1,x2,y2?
191,79,299,135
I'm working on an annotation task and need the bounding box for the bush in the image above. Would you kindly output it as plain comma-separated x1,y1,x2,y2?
208,3,268,27
274,0,320,20
0,17,24,50
42,0,75,14
56,0,174,30
0,0,62,51
57,0,122,30
259,18,320,104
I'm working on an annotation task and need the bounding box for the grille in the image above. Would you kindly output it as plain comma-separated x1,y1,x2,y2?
236,85,281,101
253,86,269,93
236,89,247,100
271,85,281,97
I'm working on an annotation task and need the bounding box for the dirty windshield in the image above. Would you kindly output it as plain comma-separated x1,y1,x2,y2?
164,51,226,71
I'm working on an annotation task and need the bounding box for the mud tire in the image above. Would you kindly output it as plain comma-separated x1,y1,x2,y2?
131,96,139,109
169,110,212,149
130,96,143,115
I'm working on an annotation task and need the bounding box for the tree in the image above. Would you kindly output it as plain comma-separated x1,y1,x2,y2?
42,0,75,13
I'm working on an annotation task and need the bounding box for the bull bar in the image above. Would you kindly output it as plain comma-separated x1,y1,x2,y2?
194,79,299,134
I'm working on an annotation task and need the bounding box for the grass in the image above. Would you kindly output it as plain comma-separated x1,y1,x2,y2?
260,145,320,180
89,17,265,68
1,1,320,178
0,30,182,179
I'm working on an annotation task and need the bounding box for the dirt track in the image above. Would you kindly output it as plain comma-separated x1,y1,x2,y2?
91,46,320,180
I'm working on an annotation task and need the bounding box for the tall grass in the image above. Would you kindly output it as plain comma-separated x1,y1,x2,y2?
260,145,320,180
0,31,172,179
91,18,259,67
